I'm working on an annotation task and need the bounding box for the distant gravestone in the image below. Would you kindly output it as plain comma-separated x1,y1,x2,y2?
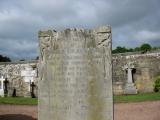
21,65,37,83
21,65,37,97
0,76,5,97
123,62,137,94
38,26,113,120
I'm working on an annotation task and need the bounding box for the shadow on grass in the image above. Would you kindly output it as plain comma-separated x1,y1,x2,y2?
0,114,37,120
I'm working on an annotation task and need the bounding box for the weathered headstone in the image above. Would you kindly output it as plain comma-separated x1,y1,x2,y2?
21,65,37,97
123,62,137,94
0,76,5,97
38,26,113,120
21,65,37,83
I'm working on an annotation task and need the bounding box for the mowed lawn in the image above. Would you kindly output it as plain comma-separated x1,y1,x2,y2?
114,92,160,103
0,92,160,105
0,97,37,105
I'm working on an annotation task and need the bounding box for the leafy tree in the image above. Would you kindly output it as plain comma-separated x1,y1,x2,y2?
0,55,11,62
36,56,39,60
152,47,160,50
112,46,128,54
127,48,134,52
140,43,152,52
134,47,141,52
20,59,25,61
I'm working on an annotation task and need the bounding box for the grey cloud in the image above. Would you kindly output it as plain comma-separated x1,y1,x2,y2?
0,0,160,60
0,38,38,59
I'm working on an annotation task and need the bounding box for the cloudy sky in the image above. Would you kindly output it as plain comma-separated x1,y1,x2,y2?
0,0,160,60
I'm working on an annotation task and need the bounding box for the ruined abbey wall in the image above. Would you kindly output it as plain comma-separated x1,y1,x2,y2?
0,61,38,97
0,50,160,96
113,50,160,94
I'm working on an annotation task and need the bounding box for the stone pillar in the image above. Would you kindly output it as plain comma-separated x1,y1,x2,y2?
38,26,113,120
123,62,137,94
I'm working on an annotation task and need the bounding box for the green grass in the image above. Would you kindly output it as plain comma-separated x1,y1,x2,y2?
0,92,160,105
0,97,38,105
114,92,160,103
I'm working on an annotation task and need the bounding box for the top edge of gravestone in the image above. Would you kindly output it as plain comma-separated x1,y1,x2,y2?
38,26,111,37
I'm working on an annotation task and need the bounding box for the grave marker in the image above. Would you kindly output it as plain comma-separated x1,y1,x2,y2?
0,76,5,97
38,26,113,120
123,62,137,94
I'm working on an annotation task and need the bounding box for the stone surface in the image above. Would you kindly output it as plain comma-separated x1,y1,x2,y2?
124,83,137,94
38,26,113,120
112,50,160,94
0,76,5,97
113,82,123,95
21,64,37,83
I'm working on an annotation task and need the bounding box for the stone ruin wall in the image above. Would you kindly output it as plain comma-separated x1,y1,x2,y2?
0,61,38,97
113,50,160,95
0,50,160,96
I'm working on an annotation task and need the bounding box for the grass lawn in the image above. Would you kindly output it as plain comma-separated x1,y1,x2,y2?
114,92,160,103
0,97,38,105
0,92,160,105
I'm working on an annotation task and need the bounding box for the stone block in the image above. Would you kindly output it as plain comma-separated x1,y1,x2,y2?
38,26,113,120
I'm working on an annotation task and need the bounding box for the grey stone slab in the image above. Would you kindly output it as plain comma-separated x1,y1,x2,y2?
38,26,113,120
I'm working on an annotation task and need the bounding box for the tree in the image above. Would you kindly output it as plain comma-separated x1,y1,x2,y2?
0,55,11,62
112,46,128,54
20,59,25,61
140,43,152,52
112,43,158,54
36,56,39,60
154,76,160,92
134,47,141,52
127,48,134,52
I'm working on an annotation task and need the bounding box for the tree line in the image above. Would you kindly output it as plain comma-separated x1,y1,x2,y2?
112,43,160,54
0,55,11,62
0,43,159,62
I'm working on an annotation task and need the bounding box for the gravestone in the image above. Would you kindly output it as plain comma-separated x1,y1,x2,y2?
123,62,137,94
21,65,37,97
0,76,5,97
21,65,37,83
38,26,113,120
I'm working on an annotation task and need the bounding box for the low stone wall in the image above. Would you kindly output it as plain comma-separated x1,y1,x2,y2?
0,50,160,96
0,61,38,97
